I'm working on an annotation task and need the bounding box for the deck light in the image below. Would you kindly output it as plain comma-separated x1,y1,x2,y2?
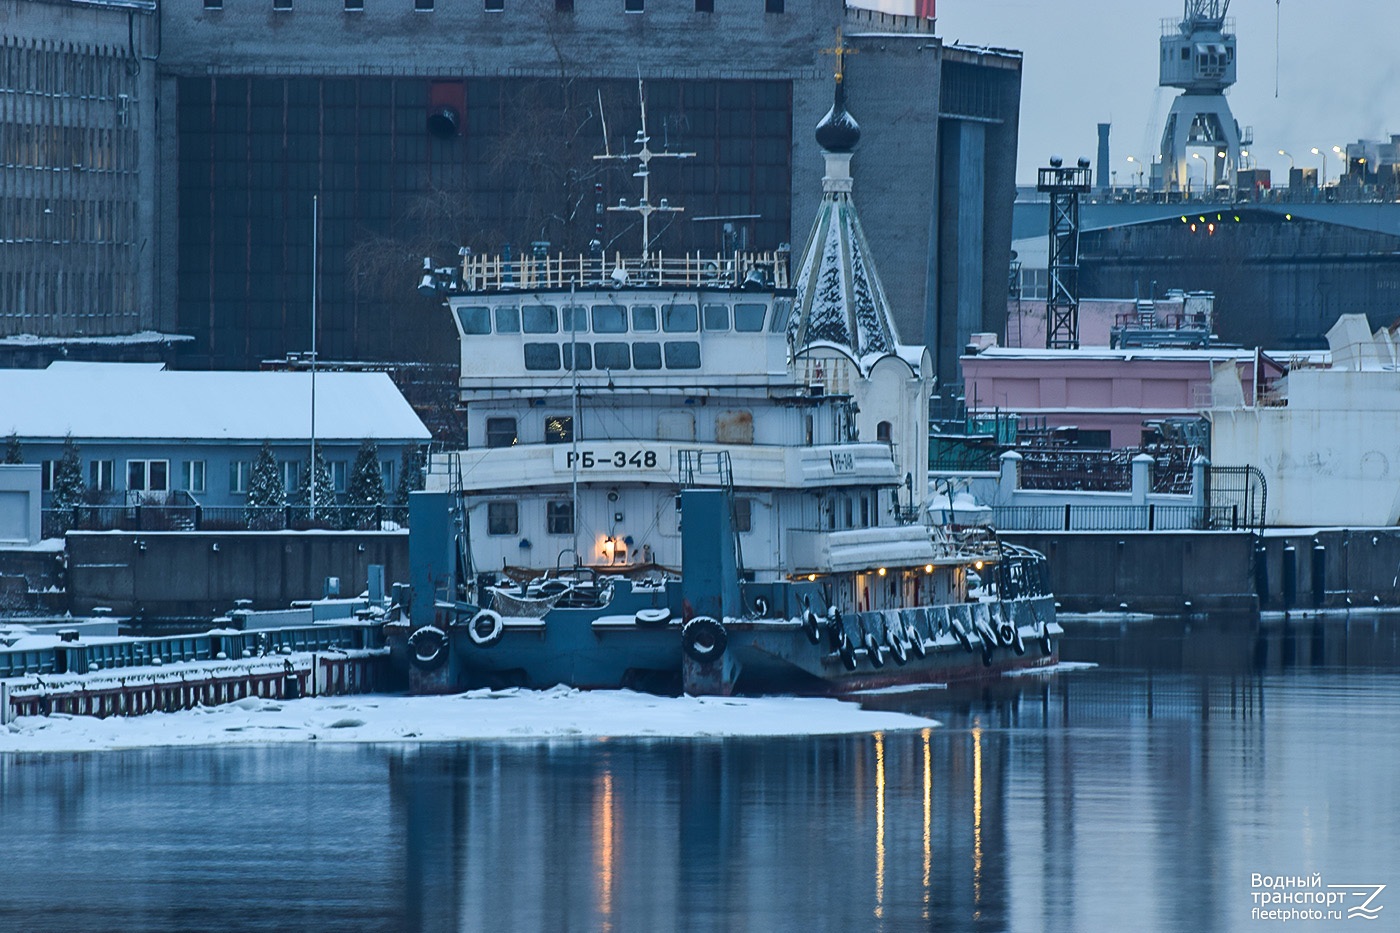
924,564,934,574
807,574,817,582
877,567,887,576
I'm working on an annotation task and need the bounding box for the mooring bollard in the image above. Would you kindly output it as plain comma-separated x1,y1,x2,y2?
282,660,300,700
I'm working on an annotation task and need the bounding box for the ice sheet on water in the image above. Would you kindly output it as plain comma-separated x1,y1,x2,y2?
0,689,937,753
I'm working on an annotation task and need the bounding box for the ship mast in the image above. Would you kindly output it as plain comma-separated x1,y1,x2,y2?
594,79,694,263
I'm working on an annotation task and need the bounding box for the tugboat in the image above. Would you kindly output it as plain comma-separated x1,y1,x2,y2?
389,74,1058,696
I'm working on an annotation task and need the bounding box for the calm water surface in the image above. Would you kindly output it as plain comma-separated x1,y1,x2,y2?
3,613,1399,933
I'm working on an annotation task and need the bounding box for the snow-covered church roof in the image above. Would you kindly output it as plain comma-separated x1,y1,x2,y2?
787,74,904,376
0,362,431,442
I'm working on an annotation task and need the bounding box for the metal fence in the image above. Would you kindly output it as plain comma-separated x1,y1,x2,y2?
990,503,1244,532
42,504,409,538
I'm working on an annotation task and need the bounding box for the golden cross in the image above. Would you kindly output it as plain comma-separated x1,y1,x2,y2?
820,27,858,83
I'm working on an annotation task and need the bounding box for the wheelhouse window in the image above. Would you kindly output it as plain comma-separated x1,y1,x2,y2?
561,305,589,334
487,501,519,536
631,305,658,332
494,307,520,333
562,343,592,371
456,306,491,335
663,341,701,369
591,305,627,333
661,303,698,333
545,416,574,444
522,305,558,333
595,343,631,370
273,0,291,10
624,0,643,11
485,417,518,448
702,303,730,332
524,343,562,371
632,342,663,370
343,0,362,9
415,0,434,9
127,460,169,493
546,500,574,535
734,303,767,332
485,0,504,10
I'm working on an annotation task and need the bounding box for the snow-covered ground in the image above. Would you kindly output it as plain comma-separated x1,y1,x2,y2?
0,687,939,753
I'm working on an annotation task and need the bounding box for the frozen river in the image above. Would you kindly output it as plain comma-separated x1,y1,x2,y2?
2,613,1398,932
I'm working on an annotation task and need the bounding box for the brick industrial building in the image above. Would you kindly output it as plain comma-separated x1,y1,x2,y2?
0,0,1020,390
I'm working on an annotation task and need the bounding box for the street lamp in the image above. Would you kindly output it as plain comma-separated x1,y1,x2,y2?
1190,152,1206,198
1333,145,1348,178
1126,155,1146,190
1310,147,1327,187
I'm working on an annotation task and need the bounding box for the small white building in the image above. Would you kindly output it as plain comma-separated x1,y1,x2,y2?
1208,314,1400,526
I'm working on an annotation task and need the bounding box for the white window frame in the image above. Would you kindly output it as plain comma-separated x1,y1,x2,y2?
182,460,206,494
127,459,169,493
230,461,251,495
89,459,115,492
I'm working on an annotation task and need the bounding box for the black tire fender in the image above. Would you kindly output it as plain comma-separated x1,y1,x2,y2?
802,609,823,645
864,632,885,669
681,616,727,664
887,629,908,665
407,625,450,671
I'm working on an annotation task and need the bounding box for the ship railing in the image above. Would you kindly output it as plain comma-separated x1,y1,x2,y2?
989,503,1242,532
458,250,790,293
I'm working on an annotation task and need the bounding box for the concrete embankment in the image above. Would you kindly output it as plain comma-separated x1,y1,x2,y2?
1003,528,1400,615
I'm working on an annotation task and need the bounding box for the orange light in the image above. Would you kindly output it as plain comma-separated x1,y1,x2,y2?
807,573,817,582
974,561,984,571
877,567,887,577
924,564,934,574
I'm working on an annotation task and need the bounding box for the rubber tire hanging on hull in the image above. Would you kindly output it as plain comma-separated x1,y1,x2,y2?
979,631,995,667
466,609,505,648
825,608,845,653
887,630,908,665
838,629,857,671
803,610,823,645
407,626,449,672
1037,623,1053,657
864,632,885,669
635,607,672,627
681,616,727,664
906,620,927,660
952,621,974,653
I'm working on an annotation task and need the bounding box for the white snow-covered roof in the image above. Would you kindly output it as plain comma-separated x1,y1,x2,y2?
0,363,431,442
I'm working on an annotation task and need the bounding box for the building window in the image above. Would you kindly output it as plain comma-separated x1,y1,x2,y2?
330,461,349,494
546,500,574,535
280,461,301,494
556,0,573,9
876,420,893,443
181,460,206,494
415,0,434,9
624,0,643,11
127,460,169,493
545,415,573,445
230,461,251,495
733,497,753,533
485,0,504,11
486,417,518,448
344,0,363,9
695,0,713,10
273,0,291,10
89,460,115,493
488,501,519,536
380,460,396,493
765,0,784,11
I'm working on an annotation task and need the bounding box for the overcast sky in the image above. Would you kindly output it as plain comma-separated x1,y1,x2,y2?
924,0,1400,185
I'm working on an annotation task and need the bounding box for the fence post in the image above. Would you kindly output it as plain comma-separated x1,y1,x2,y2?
1130,453,1153,506
1063,503,1071,531
375,504,383,529
284,504,293,529
1148,503,1156,531
194,504,203,530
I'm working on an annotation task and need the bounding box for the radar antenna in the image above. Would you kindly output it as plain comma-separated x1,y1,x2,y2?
593,78,695,263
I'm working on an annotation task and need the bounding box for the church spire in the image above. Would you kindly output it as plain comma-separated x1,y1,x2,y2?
787,36,901,374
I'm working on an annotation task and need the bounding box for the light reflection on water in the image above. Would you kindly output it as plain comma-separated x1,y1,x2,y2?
0,614,1398,932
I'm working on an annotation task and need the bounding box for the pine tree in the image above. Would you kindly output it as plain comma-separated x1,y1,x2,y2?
50,434,86,531
292,444,337,527
3,431,21,464
245,441,285,529
344,439,384,529
393,443,425,509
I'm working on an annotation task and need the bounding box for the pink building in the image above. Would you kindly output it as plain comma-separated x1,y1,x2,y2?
960,346,1285,448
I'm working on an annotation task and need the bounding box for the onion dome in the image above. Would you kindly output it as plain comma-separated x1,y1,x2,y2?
815,82,861,154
